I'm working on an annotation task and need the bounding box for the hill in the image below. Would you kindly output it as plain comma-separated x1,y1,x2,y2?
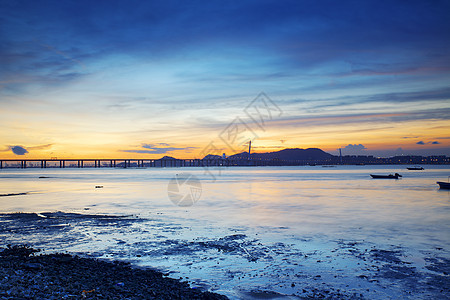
227,148,334,161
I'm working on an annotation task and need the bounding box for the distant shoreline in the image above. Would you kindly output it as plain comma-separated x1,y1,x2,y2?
0,161,449,169
1,148,449,168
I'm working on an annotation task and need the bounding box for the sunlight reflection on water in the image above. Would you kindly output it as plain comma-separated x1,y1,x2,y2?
1,166,449,245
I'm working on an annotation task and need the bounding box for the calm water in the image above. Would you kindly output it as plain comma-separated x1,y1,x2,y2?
1,165,449,299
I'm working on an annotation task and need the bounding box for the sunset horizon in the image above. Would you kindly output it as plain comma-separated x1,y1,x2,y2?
1,143,449,160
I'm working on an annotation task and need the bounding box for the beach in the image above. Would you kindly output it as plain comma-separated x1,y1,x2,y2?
0,166,449,299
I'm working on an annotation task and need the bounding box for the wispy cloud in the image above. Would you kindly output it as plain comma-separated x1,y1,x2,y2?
27,144,53,150
121,143,196,155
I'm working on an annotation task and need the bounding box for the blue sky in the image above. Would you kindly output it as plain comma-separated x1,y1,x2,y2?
1,0,450,158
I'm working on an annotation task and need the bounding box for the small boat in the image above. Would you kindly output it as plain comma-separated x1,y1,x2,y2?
407,166,424,170
437,181,450,189
437,177,450,189
370,173,402,179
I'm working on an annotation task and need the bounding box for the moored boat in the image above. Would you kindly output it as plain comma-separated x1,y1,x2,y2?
437,181,450,189
407,166,424,170
370,173,402,179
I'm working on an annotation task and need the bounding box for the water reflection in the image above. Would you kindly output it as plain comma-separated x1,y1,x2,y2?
0,166,449,298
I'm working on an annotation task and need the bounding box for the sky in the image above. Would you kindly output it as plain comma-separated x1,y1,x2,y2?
1,0,450,159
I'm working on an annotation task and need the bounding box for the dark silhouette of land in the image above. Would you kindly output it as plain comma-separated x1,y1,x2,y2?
0,148,448,168
229,148,333,161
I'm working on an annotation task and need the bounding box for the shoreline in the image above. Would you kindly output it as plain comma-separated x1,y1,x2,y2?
1,211,449,299
0,245,228,299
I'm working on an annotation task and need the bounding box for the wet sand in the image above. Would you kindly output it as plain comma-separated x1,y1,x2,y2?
1,212,449,299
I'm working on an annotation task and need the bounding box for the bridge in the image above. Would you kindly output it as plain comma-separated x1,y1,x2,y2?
0,158,259,168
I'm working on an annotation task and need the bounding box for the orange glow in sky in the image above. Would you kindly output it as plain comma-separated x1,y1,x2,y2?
1,2,449,159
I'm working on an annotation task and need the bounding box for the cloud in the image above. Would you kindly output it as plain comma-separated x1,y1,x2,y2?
265,107,450,131
121,143,196,155
340,144,368,155
27,144,53,150
395,147,404,155
2,0,450,95
1,1,449,159
417,141,441,145
121,150,158,154
0,144,51,155
11,146,28,155
343,144,367,151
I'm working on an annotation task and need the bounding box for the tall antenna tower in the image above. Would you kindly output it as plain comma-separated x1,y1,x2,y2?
248,140,252,160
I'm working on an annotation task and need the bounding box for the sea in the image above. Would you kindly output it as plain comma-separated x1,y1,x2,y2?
1,165,449,299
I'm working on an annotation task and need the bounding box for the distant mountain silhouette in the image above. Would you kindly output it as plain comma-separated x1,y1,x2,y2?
159,156,176,160
226,148,334,161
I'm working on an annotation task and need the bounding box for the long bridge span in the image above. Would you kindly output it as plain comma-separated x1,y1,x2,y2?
0,158,237,169
0,158,291,168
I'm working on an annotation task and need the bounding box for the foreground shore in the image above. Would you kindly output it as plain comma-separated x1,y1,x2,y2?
1,211,449,299
0,245,228,299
